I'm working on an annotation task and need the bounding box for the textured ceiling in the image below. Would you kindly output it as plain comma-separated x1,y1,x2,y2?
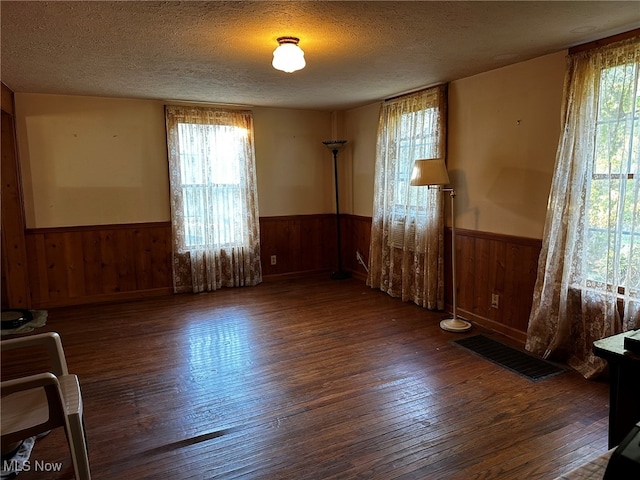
2,1,639,111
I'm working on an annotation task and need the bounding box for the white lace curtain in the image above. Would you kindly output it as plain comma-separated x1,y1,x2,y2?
367,85,447,309
165,105,262,293
526,37,640,378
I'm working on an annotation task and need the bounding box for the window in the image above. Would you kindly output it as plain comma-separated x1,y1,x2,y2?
526,36,639,379
176,123,247,250
393,107,441,211
368,84,447,311
584,59,640,293
165,105,262,293
388,111,431,249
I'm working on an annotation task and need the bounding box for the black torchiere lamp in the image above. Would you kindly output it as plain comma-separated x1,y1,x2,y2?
323,140,350,280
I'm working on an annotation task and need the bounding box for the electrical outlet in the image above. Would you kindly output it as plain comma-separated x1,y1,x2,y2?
491,293,499,309
270,255,277,265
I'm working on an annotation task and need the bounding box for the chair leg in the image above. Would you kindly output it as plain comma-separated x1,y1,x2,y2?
66,414,91,480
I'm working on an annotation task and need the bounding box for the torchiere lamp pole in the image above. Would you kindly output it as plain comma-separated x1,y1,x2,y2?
323,140,350,280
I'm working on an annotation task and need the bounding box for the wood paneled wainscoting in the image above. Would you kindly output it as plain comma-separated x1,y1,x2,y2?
25,222,174,308
342,214,372,280
259,214,336,277
448,228,542,343
256,214,369,278
259,214,373,280
23,214,369,308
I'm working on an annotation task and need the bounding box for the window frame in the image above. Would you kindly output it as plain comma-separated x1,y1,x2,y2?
171,119,250,252
583,58,640,294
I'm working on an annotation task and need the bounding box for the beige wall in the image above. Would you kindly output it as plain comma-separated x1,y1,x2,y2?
14,94,334,227
15,51,566,234
344,102,379,217
447,51,566,239
15,94,170,227
253,107,334,217
344,50,567,239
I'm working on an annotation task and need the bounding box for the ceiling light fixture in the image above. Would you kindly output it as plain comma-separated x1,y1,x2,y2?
272,36,306,73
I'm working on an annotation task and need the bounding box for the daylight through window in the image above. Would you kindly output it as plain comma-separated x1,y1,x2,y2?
177,123,247,250
584,60,640,293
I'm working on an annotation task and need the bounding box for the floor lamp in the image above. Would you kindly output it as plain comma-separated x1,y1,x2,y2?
323,140,350,280
410,158,472,332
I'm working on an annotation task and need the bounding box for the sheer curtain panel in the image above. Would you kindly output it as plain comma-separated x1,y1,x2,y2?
165,106,262,293
526,37,640,378
367,85,447,310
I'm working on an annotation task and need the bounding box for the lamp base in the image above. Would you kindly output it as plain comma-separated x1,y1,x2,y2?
330,270,351,280
440,317,472,333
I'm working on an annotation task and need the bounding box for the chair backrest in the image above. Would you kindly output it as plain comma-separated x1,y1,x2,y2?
1,332,91,479
1,372,67,446
1,332,69,376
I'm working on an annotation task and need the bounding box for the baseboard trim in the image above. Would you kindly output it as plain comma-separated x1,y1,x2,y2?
455,306,528,346
262,269,367,283
261,270,332,282
34,287,174,309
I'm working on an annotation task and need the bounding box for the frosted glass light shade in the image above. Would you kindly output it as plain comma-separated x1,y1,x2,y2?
272,37,306,73
410,158,450,186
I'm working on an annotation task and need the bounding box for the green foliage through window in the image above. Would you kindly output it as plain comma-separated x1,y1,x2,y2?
585,60,640,290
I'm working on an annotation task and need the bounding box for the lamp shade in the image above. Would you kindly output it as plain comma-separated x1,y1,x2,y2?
272,37,306,73
322,140,347,151
410,158,450,186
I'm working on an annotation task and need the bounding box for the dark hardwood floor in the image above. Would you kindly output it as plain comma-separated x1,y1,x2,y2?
2,275,610,479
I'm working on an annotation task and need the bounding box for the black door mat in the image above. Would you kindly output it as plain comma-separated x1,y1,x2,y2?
453,334,566,382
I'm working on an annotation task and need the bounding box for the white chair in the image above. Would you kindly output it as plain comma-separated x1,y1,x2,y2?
1,332,91,479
